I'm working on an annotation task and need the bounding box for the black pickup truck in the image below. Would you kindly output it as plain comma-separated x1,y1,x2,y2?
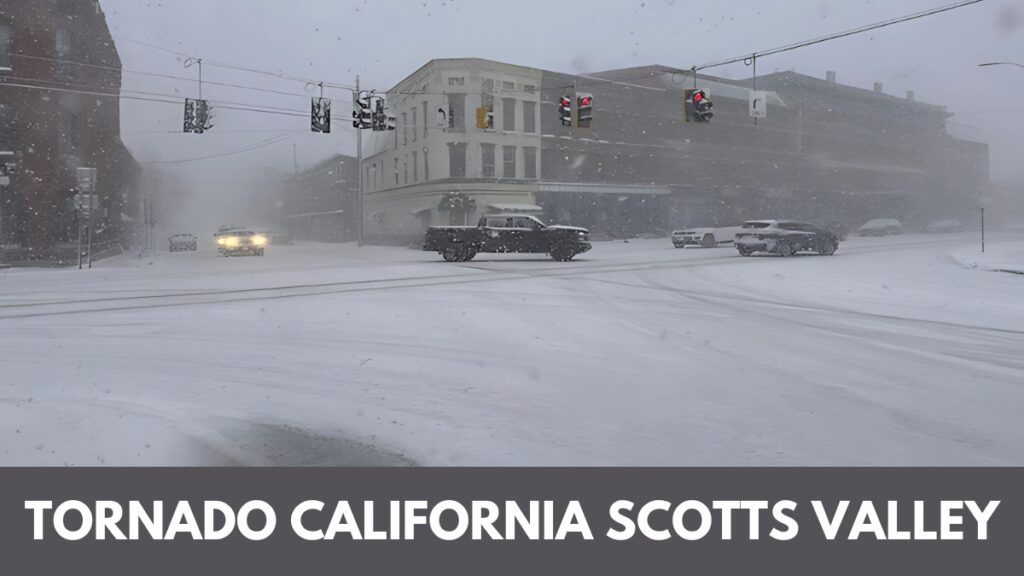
424,214,591,262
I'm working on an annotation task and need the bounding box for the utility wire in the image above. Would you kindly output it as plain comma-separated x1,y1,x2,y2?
695,0,987,70
141,131,305,164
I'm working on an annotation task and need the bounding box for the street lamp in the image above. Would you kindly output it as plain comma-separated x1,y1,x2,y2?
978,62,1024,69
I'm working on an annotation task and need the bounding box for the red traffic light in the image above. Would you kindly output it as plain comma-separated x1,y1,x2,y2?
693,92,703,102
579,96,592,106
560,97,571,106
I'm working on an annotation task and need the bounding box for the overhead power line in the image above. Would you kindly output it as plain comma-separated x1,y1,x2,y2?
141,131,305,165
695,0,987,70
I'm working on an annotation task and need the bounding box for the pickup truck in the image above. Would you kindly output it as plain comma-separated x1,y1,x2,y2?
424,214,591,262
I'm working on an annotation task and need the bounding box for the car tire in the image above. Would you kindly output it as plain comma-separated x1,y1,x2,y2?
550,248,575,262
737,246,754,257
442,248,462,262
818,240,838,256
776,241,796,257
701,233,716,248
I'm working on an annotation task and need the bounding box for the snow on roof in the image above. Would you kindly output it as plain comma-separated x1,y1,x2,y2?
487,203,543,212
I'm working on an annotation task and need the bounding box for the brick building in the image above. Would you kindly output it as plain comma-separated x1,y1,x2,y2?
280,154,359,242
0,0,139,261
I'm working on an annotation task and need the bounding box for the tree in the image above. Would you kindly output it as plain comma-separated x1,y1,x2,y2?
438,191,476,225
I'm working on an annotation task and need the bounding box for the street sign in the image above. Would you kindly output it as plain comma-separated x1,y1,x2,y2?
749,90,767,118
76,167,97,193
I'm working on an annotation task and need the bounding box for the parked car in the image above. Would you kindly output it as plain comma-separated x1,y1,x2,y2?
168,234,197,252
424,214,591,262
925,219,963,234
734,221,840,257
217,230,267,257
857,218,903,236
671,225,744,248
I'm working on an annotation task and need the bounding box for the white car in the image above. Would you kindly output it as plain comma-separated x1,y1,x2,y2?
671,224,745,248
857,218,903,237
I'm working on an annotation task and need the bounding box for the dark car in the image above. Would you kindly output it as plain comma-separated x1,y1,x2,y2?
168,234,197,252
734,221,839,257
424,214,591,262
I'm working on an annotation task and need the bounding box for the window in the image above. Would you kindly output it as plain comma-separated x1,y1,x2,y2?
55,28,71,57
448,76,465,87
523,84,537,94
481,79,494,93
447,93,465,133
422,102,428,138
423,148,430,181
502,81,515,91
485,217,513,228
364,166,369,191
0,24,11,69
502,98,516,132
448,143,466,178
58,111,76,157
411,108,417,142
402,113,408,146
394,158,399,186
524,146,538,179
412,151,418,181
522,101,536,133
481,144,495,178
512,217,537,229
404,157,408,184
503,146,516,179
0,102,13,149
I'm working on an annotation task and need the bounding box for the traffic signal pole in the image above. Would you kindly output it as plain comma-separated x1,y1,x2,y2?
356,75,364,247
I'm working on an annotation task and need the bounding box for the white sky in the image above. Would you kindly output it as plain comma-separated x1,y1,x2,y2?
100,0,1024,186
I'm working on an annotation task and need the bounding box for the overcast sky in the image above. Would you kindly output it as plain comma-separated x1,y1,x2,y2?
101,0,1024,187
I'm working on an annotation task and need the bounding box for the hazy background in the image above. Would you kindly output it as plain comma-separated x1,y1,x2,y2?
99,0,1024,228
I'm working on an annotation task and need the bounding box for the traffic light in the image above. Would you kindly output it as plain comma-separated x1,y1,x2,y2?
475,106,494,129
311,97,331,133
684,89,713,122
559,95,572,126
184,98,213,133
576,93,593,128
352,92,372,129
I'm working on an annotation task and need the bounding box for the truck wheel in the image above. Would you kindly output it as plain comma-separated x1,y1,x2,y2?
737,246,753,257
462,248,478,262
701,233,717,248
550,248,575,262
442,248,462,262
776,241,796,257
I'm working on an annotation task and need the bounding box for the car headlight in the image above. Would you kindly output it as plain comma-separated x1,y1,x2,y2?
216,237,226,246
253,235,268,246
225,237,240,247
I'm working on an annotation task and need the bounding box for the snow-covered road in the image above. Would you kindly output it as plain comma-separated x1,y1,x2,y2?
1,232,1021,466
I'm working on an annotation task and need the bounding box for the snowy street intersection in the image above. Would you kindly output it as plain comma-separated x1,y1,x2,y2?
1,233,1021,466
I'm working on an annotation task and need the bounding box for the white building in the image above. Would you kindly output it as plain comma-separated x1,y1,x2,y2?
362,59,544,244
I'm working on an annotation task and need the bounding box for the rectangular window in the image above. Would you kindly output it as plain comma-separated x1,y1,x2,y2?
0,24,11,69
482,78,494,93
448,143,466,179
394,158,399,186
502,98,515,132
502,80,515,91
404,157,408,184
481,144,495,178
447,93,465,133
0,102,14,149
412,151,418,182
411,108,417,142
503,146,516,179
448,77,465,87
402,112,408,146
422,101,428,138
522,101,536,133
424,148,430,181
524,146,537,179
523,84,537,94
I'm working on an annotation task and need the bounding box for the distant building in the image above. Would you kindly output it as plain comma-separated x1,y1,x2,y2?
0,0,140,261
359,58,988,243
280,154,359,242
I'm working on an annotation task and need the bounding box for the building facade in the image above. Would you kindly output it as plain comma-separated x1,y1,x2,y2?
280,154,359,242
0,0,140,261
357,58,988,243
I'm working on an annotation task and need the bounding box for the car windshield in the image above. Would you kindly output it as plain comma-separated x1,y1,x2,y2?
1,0,1019,474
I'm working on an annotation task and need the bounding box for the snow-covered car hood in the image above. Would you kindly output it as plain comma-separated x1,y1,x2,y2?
547,225,590,233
